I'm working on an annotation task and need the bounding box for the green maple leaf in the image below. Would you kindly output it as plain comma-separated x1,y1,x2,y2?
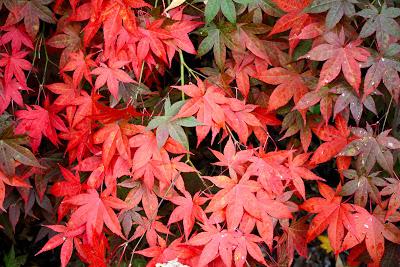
358,3,400,48
3,246,27,267
205,0,250,24
307,0,358,29
197,22,235,69
146,98,201,149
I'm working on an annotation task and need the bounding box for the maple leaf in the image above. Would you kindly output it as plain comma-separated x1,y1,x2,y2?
294,86,334,124
296,19,325,40
168,190,207,239
15,99,67,152
358,3,400,50
5,0,55,38
363,42,400,102
62,50,96,88
340,169,386,207
164,10,203,60
280,111,313,152
307,0,357,29
91,60,134,99
130,215,172,247
92,99,142,124
0,169,31,210
136,237,200,267
0,50,31,86
0,25,33,52
129,128,177,190
0,125,42,176
74,232,109,267
204,0,247,24
188,223,266,267
239,0,283,17
197,22,235,70
233,23,272,63
253,189,294,248
279,217,308,266
330,82,377,125
341,204,400,264
47,23,82,67
136,19,172,65
300,29,370,93
36,224,85,267
268,0,312,53
0,78,28,114
233,231,267,266
309,114,351,165
301,182,358,254
242,150,292,196
381,178,400,219
251,106,281,145
210,138,252,180
63,189,127,243
173,78,228,146
93,121,140,170
339,126,400,174
204,175,262,230
147,98,200,149
50,166,83,197
286,152,324,199
225,51,257,98
46,75,79,107
222,98,261,144
257,67,309,111
188,224,235,267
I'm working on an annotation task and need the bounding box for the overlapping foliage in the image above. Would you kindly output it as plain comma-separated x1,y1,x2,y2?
1,0,400,266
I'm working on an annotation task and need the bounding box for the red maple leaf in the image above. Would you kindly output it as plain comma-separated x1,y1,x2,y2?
0,78,28,114
130,215,171,247
136,237,200,267
0,170,31,210
91,60,134,99
74,232,109,267
50,166,84,198
15,99,68,152
62,50,96,89
257,67,309,111
164,9,203,62
222,98,261,144
300,29,370,93
210,138,253,181
381,177,400,219
0,25,33,52
167,190,207,239
0,50,31,86
136,19,172,65
278,217,309,266
342,204,400,264
36,224,85,267
173,78,227,145
204,175,262,230
93,121,140,170
301,182,358,254
286,152,324,199
63,189,128,243
269,0,313,53
188,223,266,267
309,114,352,165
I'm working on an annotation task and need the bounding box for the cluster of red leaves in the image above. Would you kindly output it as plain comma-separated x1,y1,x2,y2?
1,0,400,266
